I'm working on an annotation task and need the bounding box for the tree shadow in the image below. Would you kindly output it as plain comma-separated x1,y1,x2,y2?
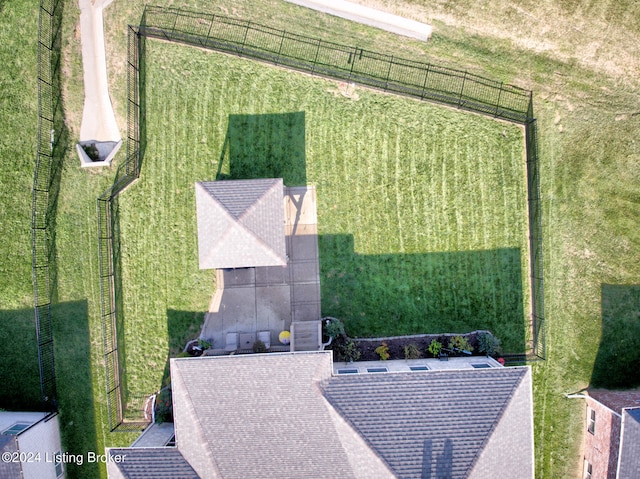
217,111,307,185
591,284,640,388
319,234,527,355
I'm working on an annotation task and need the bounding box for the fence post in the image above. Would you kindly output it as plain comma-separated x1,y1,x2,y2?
312,39,321,74
385,56,393,90
495,82,503,118
276,29,285,65
459,71,467,107
204,13,214,47
348,46,358,80
241,22,250,55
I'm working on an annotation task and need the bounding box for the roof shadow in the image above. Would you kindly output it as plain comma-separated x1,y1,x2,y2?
0,307,42,410
217,112,307,185
591,284,640,388
319,234,527,355
50,300,100,479
160,309,206,386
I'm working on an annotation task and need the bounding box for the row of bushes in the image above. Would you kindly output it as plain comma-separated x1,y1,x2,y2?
324,318,502,363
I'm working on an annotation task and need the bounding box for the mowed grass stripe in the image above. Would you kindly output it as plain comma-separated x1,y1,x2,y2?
117,39,529,395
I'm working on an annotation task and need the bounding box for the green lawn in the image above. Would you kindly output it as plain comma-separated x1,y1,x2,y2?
1,0,638,478
0,0,40,416
115,38,530,400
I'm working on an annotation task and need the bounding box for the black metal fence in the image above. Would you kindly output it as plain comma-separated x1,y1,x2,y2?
32,0,69,411
140,6,531,124
139,6,545,360
97,26,146,432
99,6,545,427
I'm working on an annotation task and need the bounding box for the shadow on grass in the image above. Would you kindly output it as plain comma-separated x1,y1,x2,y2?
50,301,99,479
591,284,640,389
0,308,42,411
0,302,99,478
159,310,206,388
319,234,527,355
217,112,307,186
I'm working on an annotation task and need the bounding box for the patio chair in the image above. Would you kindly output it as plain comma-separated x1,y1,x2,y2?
224,332,238,352
257,330,271,350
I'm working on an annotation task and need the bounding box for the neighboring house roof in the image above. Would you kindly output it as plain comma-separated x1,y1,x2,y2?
106,448,198,479
109,352,534,479
195,179,286,269
617,408,640,479
587,390,640,415
0,435,20,479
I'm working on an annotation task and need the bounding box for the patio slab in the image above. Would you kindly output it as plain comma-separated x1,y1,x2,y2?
200,185,322,352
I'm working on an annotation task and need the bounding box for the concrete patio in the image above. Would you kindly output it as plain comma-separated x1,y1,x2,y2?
200,186,321,353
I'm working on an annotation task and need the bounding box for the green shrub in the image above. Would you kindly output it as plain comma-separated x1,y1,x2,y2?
375,342,390,360
427,339,443,357
333,338,361,362
325,318,345,338
154,387,173,423
176,351,190,358
198,339,212,350
252,339,267,353
478,333,502,356
404,343,422,359
448,335,473,353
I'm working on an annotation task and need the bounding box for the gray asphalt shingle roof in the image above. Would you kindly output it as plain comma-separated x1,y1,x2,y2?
107,448,199,479
618,407,640,479
108,353,533,479
171,352,357,479
322,367,530,479
195,179,286,269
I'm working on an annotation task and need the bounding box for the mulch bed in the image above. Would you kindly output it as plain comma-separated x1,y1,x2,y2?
340,331,487,362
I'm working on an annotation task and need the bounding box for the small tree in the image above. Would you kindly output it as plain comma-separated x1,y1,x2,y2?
448,335,473,354
404,343,422,360
478,333,502,356
427,339,443,357
333,338,361,363
325,318,345,338
375,342,390,360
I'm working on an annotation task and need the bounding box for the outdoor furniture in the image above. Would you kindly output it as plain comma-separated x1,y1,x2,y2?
258,331,271,349
225,332,238,352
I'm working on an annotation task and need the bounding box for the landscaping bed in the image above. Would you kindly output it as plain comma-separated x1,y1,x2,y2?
323,317,501,362
355,330,489,361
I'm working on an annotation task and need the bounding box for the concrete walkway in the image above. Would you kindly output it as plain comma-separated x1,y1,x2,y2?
78,0,121,143
285,0,432,41
200,186,322,352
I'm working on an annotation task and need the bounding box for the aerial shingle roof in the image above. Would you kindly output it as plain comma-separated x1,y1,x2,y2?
617,408,640,479
322,367,533,479
170,352,361,479
106,448,199,479
195,179,286,269
108,354,533,479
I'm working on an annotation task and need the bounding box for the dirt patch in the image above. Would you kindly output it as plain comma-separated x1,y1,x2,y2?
349,0,640,85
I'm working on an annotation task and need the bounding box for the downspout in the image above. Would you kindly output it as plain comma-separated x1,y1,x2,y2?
321,318,333,349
